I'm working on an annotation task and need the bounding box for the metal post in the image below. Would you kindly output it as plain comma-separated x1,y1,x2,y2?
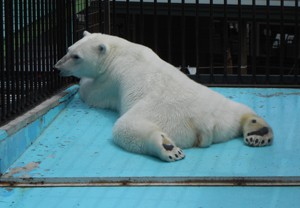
4,0,14,117
295,0,300,84
167,0,171,63
195,0,199,74
240,21,248,75
209,0,214,83
181,0,186,72
104,0,111,34
251,0,257,84
0,0,5,122
266,0,270,83
223,0,229,81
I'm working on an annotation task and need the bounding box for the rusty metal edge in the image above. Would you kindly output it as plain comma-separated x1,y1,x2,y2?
1,176,300,187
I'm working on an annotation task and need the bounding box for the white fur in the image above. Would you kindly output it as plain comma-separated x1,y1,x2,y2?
55,32,273,162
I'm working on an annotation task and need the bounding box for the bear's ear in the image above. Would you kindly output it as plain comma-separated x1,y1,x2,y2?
99,43,108,54
83,31,91,36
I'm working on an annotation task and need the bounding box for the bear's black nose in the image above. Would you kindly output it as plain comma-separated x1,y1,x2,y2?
53,63,60,70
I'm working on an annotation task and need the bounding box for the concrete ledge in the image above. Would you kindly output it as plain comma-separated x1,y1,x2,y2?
0,85,79,174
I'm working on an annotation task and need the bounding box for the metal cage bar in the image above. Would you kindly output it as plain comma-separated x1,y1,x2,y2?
0,0,76,125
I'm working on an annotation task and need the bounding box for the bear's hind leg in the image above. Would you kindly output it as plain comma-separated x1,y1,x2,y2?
113,116,185,162
241,114,274,147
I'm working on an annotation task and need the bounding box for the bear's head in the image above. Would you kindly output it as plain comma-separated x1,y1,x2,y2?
54,31,115,79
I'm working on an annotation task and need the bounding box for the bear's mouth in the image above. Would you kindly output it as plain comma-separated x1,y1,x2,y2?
58,69,72,77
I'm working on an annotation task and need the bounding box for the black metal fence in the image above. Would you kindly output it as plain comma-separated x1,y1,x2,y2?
1,0,300,125
0,0,76,125
74,0,300,86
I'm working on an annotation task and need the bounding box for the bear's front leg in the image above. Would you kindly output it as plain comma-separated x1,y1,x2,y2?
241,114,274,147
112,115,185,162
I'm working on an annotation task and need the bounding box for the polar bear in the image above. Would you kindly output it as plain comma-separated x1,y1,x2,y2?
54,31,273,162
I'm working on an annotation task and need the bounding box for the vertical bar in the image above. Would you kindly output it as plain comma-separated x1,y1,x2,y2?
52,0,58,91
195,0,199,74
33,0,38,101
49,0,54,91
41,0,45,95
251,0,257,84
14,0,20,112
44,0,50,95
56,0,65,62
65,0,72,86
52,0,57,88
167,0,172,63
66,0,72,47
223,0,228,83
98,0,102,33
111,0,116,35
295,0,299,84
55,0,61,90
240,14,248,79
28,0,34,103
154,0,158,53
50,0,55,91
209,0,214,83
72,0,77,41
61,0,66,87
181,0,186,71
85,0,89,31
104,0,111,34
5,0,14,116
24,0,30,105
279,0,284,84
0,0,5,121
126,0,130,38
19,0,25,109
49,0,54,92
266,0,270,83
237,0,242,83
37,0,42,95
100,1,103,34
139,0,144,44
34,0,38,92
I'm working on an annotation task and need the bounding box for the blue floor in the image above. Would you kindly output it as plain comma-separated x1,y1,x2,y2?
1,87,300,207
1,186,300,208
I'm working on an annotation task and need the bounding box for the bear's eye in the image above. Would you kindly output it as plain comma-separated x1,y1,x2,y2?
72,54,80,60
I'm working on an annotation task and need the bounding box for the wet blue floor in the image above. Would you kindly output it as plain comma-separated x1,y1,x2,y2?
1,87,300,207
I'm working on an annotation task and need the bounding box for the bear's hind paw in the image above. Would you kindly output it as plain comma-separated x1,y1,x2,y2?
244,131,273,147
158,135,185,162
160,147,185,162
242,115,273,147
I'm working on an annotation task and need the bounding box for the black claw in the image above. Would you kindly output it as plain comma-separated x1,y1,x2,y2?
261,140,265,145
175,154,178,158
178,151,182,155
255,139,259,144
252,119,257,123
169,156,173,160
268,139,271,143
